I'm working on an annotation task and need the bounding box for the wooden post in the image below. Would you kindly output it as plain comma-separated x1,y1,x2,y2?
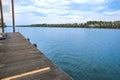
11,0,15,32
0,0,4,33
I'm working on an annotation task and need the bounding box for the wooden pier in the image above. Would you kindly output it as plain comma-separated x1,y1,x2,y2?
0,32,72,80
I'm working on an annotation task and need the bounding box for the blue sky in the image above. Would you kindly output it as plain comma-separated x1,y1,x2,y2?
2,0,120,25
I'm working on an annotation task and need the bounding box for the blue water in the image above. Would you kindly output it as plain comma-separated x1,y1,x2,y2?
3,27,120,80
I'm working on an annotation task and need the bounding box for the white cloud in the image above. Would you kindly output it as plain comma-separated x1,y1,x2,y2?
2,0,11,12
1,0,119,25
1,0,12,25
104,10,120,15
71,0,112,4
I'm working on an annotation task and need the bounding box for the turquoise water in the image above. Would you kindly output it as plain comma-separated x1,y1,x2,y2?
3,27,120,80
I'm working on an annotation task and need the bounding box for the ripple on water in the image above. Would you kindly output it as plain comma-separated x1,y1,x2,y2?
4,27,120,80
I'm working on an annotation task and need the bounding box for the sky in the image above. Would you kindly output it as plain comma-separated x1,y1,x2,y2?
1,0,120,25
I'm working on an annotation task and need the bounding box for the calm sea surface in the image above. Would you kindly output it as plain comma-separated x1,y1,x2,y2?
2,27,120,80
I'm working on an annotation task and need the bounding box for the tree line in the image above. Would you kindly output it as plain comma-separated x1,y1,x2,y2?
0,19,6,27
1,19,120,29
30,20,120,29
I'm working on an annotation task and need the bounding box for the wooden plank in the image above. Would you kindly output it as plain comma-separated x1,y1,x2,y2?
2,67,50,80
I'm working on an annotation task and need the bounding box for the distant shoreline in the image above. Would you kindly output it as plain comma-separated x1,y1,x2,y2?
8,20,120,29
13,26,120,30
